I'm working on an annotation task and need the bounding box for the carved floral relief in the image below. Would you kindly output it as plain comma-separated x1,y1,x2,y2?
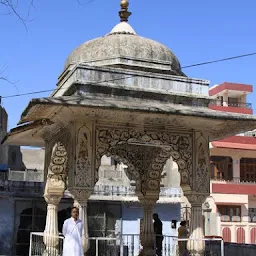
75,126,92,188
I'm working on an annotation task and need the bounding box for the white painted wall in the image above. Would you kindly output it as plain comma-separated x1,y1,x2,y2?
212,193,248,205
122,204,181,236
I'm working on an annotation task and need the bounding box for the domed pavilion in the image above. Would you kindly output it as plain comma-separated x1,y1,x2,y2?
3,1,256,255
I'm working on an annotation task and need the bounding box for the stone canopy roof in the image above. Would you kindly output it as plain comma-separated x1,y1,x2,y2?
3,93,256,147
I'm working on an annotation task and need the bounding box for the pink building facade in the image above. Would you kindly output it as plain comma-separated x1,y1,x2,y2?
209,83,256,244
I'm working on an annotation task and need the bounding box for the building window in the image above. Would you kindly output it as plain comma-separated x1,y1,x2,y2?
210,156,233,180
249,208,256,222
240,158,256,182
217,205,241,221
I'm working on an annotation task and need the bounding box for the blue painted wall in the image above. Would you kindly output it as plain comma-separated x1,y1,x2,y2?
0,198,15,255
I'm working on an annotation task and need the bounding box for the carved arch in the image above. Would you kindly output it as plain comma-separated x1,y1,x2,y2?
96,127,193,190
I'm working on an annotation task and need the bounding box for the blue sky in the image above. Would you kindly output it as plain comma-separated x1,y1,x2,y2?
0,0,256,129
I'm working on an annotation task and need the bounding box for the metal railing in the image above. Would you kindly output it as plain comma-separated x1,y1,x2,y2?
227,102,252,108
209,101,252,109
211,176,256,184
29,232,64,256
29,232,224,256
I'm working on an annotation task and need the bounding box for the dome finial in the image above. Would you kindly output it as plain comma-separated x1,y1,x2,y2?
119,0,131,22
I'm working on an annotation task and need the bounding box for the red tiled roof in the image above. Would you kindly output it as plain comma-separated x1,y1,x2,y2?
212,136,256,150
209,82,253,96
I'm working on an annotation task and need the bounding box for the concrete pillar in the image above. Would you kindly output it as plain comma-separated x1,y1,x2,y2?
216,97,222,106
231,225,236,243
187,203,205,256
43,196,61,256
74,199,90,253
245,224,250,244
240,94,246,104
233,157,241,182
223,91,229,106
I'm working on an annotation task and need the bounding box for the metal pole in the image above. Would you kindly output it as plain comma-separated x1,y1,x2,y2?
96,238,99,256
120,235,123,256
29,232,33,256
120,217,123,256
185,205,188,222
221,239,224,256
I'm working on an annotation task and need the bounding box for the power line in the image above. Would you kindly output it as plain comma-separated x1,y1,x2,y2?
76,0,95,5
2,51,256,100
1,75,135,99
182,52,256,69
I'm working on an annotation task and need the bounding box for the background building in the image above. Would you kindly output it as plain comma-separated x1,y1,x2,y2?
209,83,256,244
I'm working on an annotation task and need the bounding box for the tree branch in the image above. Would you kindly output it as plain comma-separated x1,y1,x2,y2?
0,65,19,93
0,0,35,30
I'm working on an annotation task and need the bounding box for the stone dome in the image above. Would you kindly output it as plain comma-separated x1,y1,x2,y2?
65,3,184,76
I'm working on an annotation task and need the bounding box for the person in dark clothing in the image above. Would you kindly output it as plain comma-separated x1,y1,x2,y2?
153,213,163,256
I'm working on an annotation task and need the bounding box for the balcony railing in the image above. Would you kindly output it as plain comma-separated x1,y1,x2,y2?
211,177,256,184
228,102,252,108
221,215,256,223
209,101,252,109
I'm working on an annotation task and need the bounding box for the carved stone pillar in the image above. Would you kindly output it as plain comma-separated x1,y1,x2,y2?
43,196,62,256
186,194,207,256
72,191,91,253
184,132,210,255
67,123,96,254
105,144,165,256
43,142,68,255
139,198,157,256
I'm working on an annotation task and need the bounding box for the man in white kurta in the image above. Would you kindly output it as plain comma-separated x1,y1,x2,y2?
62,207,84,256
